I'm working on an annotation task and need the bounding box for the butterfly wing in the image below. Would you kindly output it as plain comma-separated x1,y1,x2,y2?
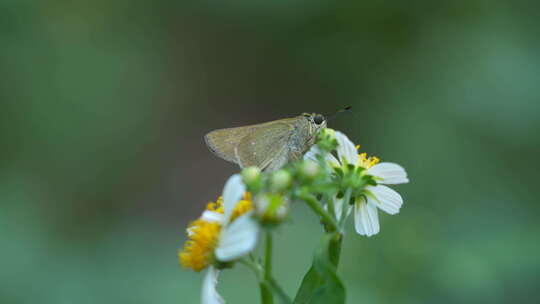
205,125,257,164
205,120,288,164
235,122,294,170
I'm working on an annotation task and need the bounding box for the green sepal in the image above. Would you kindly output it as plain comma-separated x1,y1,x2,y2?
214,260,235,270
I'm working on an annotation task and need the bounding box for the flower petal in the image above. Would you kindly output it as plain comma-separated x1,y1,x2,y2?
367,185,403,215
335,131,358,165
367,162,409,184
222,174,246,222
202,266,224,304
215,212,259,261
325,152,340,167
333,196,352,221
201,211,225,223
354,197,379,237
304,145,340,167
303,146,321,162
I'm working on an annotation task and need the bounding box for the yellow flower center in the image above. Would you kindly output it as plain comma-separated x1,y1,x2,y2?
355,145,380,169
179,193,253,272
179,219,220,272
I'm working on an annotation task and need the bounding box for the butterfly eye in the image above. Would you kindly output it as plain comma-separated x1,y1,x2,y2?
313,115,324,125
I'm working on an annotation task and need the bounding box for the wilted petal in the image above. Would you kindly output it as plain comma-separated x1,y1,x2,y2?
215,213,259,261
222,174,246,222
202,266,224,304
354,197,380,237
367,185,403,215
367,162,409,184
335,131,358,165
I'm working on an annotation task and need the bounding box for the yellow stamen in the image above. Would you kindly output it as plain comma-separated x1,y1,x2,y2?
358,152,380,169
179,219,220,272
231,198,253,221
179,193,254,271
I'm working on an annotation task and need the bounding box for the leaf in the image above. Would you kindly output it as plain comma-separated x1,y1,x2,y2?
293,233,345,304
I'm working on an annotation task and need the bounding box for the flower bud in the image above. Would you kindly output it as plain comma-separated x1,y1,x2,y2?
300,160,320,179
321,128,336,139
270,169,292,192
241,166,261,187
255,194,289,223
316,128,338,152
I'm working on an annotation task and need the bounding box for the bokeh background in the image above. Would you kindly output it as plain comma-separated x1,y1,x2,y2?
2,1,539,303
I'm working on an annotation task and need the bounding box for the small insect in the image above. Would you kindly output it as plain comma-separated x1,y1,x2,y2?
204,113,326,172
204,108,351,172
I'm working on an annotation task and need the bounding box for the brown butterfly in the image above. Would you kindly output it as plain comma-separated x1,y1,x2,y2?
205,113,327,172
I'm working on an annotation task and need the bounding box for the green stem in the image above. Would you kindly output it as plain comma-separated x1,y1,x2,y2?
326,193,336,220
260,282,273,304
261,232,274,304
241,254,292,304
268,277,292,304
265,233,273,280
328,232,343,268
300,193,339,232
338,189,352,230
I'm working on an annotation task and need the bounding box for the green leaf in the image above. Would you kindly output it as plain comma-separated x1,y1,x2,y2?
293,233,345,304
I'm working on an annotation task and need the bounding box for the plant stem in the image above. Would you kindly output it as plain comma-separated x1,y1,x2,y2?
326,193,336,219
260,282,273,304
267,277,292,304
338,189,352,230
328,232,343,267
240,254,292,304
265,232,273,281
300,192,339,232
261,232,274,304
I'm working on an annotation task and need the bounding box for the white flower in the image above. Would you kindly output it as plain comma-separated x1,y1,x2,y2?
306,131,409,237
202,266,224,304
202,174,259,261
201,174,260,304
180,174,259,304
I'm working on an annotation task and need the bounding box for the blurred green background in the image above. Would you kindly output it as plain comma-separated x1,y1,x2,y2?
2,1,539,303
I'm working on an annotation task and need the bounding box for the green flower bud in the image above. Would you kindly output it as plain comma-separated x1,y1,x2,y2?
321,128,336,139
255,194,289,223
241,166,261,186
316,128,338,152
270,169,292,192
300,160,320,179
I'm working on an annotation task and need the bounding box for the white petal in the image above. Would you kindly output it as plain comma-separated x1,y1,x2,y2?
303,146,321,162
215,213,259,261
325,152,340,167
354,197,379,237
334,197,344,220
187,226,197,237
367,185,403,215
367,162,409,184
222,174,246,222
335,131,358,165
201,211,225,223
304,146,340,167
202,266,224,304
333,196,352,221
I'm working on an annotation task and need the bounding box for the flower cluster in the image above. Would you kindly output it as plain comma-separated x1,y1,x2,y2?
305,131,409,236
178,129,409,304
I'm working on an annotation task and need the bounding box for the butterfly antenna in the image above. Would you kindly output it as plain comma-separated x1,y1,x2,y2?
326,106,352,121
